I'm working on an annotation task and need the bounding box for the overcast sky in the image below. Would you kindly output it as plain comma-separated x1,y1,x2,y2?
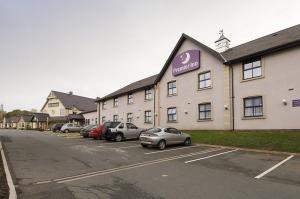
1,0,300,112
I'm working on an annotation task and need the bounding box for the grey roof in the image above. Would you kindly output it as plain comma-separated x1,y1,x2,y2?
5,116,20,123
222,24,300,63
96,24,300,102
97,74,158,101
81,109,97,114
52,91,97,112
20,115,33,122
33,113,49,122
68,114,85,120
48,116,68,122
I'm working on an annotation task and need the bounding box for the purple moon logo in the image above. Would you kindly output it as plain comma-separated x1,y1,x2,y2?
172,50,200,76
180,52,191,64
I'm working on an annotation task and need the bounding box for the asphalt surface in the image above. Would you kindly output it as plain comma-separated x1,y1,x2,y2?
0,129,300,199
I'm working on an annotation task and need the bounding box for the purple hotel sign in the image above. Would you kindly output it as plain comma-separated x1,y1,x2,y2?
172,50,200,76
292,99,300,107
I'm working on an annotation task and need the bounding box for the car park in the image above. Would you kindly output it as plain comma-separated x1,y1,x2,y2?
89,124,103,140
103,121,145,142
51,123,64,132
60,123,83,133
80,124,97,138
139,127,191,150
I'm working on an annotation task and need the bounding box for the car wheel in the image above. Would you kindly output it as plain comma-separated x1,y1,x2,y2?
141,143,148,148
184,138,192,146
64,129,69,133
115,133,123,142
158,140,166,150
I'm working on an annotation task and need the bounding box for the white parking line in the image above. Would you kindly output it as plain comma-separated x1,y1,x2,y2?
185,149,239,163
144,145,202,155
104,145,141,150
35,147,223,184
95,142,139,147
254,155,294,179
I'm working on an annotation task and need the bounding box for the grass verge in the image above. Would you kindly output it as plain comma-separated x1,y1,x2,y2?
185,130,300,153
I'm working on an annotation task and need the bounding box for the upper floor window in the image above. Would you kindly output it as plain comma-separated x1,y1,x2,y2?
243,59,262,80
113,98,119,107
128,93,133,104
113,115,119,122
198,103,211,120
102,101,106,110
48,102,59,107
145,89,152,100
102,116,106,123
244,96,263,117
127,113,133,123
144,111,152,123
167,107,177,122
198,71,211,89
168,81,177,96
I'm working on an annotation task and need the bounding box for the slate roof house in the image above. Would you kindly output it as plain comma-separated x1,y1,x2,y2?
96,24,300,130
41,90,97,125
3,116,20,129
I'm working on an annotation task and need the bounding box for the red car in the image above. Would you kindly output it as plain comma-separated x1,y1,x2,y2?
89,125,103,140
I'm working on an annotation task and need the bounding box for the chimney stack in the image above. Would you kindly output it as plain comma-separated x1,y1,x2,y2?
215,30,230,53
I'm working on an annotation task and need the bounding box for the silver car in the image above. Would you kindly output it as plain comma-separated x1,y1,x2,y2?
139,127,192,150
105,122,145,142
61,123,83,133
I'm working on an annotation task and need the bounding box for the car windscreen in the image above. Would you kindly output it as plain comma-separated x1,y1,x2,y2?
146,128,161,133
103,122,120,128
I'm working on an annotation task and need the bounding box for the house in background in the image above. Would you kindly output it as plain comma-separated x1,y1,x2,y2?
18,115,34,129
81,109,98,125
41,90,97,125
4,116,20,129
31,113,50,129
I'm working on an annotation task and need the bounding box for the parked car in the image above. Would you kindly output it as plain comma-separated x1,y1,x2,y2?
139,127,192,150
61,123,83,133
103,121,145,142
51,123,64,132
89,124,104,140
80,124,97,138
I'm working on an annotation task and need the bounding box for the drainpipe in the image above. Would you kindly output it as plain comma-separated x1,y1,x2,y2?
231,65,235,131
153,86,156,127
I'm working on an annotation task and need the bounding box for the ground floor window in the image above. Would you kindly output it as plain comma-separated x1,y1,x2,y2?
167,107,177,122
144,111,152,123
198,103,211,120
102,116,106,123
244,96,263,117
127,113,133,123
113,115,119,122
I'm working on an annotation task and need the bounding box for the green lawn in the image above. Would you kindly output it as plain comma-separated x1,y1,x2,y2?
184,130,300,153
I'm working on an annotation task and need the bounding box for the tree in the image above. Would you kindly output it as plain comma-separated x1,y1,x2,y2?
0,111,6,121
5,109,32,118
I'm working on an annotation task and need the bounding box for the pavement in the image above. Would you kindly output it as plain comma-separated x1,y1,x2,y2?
0,129,299,199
